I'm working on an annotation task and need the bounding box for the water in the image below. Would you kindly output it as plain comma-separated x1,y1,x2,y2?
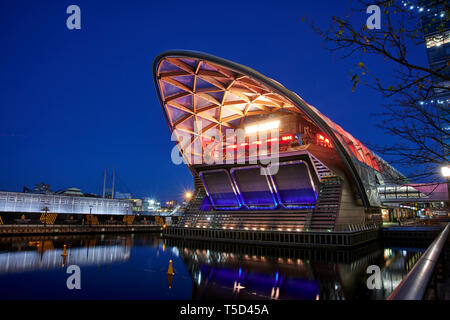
0,233,424,300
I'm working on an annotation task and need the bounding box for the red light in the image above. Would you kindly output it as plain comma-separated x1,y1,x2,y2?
324,138,330,144
318,134,325,141
281,135,293,141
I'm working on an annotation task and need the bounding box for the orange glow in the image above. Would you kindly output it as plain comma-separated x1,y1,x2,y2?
281,135,293,141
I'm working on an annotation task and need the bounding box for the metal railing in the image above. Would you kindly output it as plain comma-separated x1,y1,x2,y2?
388,223,450,300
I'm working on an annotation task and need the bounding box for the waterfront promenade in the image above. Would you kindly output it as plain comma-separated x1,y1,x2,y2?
0,224,162,236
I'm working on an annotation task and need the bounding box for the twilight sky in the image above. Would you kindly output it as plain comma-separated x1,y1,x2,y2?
0,0,428,202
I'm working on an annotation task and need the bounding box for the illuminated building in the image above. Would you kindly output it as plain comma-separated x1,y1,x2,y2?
165,200,178,208
153,50,432,231
130,198,143,213
32,182,52,194
0,191,133,215
418,0,450,158
143,198,161,213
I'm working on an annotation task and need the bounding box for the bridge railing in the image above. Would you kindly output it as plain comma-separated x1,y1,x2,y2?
387,223,450,300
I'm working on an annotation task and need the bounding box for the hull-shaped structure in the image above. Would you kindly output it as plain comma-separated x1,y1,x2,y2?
153,50,407,232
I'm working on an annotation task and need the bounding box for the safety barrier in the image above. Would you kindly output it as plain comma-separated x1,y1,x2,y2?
0,224,162,236
163,226,380,247
388,223,450,300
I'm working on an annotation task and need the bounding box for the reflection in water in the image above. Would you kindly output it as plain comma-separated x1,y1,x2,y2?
371,248,423,300
0,236,132,274
167,239,424,300
0,234,424,300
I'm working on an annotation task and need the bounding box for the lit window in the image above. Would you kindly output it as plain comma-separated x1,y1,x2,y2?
245,120,280,134
425,31,450,48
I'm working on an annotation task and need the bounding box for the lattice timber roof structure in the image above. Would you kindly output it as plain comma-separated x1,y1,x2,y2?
153,51,418,232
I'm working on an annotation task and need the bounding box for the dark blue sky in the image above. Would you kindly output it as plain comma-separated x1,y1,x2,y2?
0,0,428,202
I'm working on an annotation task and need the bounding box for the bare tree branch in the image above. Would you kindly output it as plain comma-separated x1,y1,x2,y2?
309,0,449,182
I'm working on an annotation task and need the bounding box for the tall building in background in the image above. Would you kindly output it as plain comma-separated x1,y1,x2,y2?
418,0,450,160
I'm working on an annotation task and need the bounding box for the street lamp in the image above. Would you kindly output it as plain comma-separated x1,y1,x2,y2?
89,205,93,226
184,192,193,209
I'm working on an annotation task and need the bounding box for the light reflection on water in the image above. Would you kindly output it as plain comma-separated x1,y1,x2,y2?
0,233,424,300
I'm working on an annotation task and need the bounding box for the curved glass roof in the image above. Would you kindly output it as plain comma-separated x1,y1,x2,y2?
153,50,405,207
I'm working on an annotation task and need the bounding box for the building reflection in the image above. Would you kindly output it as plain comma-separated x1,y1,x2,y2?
0,234,425,300
367,248,422,300
165,239,424,300
0,235,134,274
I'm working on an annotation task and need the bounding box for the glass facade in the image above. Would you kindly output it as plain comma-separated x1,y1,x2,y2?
154,51,411,209
419,0,450,160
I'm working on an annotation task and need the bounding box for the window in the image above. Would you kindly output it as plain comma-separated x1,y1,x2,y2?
425,31,450,48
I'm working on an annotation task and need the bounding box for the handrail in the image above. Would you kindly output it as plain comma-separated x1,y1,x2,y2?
388,223,450,300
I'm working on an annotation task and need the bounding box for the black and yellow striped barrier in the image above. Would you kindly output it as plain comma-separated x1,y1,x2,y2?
40,213,58,225
86,214,99,225
155,216,165,225
123,215,135,225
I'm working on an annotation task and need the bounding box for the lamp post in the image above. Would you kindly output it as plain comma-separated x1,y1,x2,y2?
42,206,49,227
89,205,93,226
